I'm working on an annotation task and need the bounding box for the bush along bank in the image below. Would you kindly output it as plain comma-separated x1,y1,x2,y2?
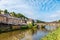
40,27,60,40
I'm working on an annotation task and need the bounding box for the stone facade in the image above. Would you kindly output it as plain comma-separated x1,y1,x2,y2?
27,18,34,24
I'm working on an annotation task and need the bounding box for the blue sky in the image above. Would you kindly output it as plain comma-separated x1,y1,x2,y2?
0,0,60,22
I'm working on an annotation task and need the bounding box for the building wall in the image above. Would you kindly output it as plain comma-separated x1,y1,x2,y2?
0,15,7,23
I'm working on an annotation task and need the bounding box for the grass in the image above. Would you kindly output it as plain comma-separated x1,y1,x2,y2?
40,27,60,40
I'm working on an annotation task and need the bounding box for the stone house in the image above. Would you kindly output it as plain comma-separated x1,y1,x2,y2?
27,18,34,24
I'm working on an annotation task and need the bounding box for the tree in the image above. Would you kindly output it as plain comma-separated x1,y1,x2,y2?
4,9,9,14
17,13,25,18
36,20,45,23
58,20,60,22
16,13,28,19
0,10,2,14
10,12,17,17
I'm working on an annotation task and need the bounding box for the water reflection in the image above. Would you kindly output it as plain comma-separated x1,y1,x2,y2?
0,25,57,40
45,25,57,31
32,30,48,40
0,28,48,40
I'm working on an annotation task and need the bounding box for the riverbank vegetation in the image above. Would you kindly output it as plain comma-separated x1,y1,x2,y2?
21,23,38,29
0,22,38,33
40,27,60,40
0,9,45,33
0,9,28,19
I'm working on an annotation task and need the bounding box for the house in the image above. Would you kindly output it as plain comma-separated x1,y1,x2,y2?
27,18,34,24
1,11,5,15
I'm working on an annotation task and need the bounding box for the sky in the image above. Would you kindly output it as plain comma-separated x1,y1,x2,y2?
0,0,60,22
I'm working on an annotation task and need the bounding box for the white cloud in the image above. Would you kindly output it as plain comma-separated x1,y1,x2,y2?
49,10,60,18
0,0,60,22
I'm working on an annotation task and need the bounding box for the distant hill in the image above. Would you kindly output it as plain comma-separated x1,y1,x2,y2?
51,20,60,23
36,20,45,23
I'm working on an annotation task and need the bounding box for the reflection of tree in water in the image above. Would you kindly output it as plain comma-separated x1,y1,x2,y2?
0,28,38,40
0,30,26,40
31,28,37,35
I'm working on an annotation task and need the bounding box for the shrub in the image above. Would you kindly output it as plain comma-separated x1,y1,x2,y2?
20,25,28,29
40,27,60,40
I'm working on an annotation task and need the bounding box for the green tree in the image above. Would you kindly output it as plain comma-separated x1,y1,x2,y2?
0,10,2,14
36,20,41,23
17,13,25,18
16,13,28,19
36,20,45,23
58,20,60,22
4,9,9,14
10,12,17,17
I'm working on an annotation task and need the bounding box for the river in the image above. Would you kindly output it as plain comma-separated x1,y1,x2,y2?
0,26,57,40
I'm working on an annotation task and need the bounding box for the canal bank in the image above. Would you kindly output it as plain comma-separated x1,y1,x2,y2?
0,25,58,40
40,27,60,40
0,29,48,40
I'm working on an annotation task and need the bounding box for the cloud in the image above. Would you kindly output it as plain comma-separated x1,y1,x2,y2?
0,0,60,22
0,0,34,14
49,10,60,18
42,10,60,22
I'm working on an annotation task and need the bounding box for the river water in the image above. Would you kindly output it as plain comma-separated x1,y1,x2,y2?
0,26,57,40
